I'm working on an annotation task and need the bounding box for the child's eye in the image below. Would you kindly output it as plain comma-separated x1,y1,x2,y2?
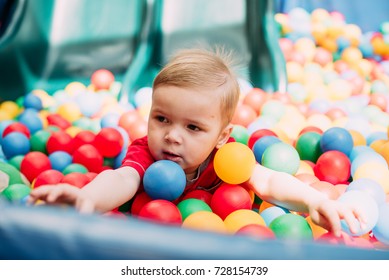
187,124,200,131
156,116,167,123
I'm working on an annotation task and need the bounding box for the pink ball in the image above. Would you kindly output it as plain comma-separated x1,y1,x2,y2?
91,69,115,90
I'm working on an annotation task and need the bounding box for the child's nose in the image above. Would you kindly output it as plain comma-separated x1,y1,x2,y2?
165,127,182,143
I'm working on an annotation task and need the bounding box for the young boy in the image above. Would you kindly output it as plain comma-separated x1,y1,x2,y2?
28,48,364,237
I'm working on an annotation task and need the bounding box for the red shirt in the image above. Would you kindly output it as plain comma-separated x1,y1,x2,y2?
121,136,228,197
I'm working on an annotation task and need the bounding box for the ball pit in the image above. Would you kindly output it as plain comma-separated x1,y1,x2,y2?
1,5,389,258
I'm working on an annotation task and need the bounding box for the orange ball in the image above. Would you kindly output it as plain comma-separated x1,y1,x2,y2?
91,69,115,90
242,88,268,114
182,211,227,233
231,104,257,127
224,209,266,234
348,130,366,146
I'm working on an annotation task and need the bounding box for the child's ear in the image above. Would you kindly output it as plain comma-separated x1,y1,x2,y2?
216,124,233,148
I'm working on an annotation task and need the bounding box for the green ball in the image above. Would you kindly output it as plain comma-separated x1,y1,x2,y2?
0,161,25,185
231,125,249,145
30,130,51,153
62,163,88,175
261,142,300,175
177,198,212,221
269,213,313,240
295,132,322,163
2,183,31,201
8,155,24,170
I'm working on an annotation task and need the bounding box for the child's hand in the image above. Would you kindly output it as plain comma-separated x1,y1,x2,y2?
27,184,95,213
308,198,366,237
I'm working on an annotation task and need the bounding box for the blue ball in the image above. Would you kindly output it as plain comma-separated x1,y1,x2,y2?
372,203,389,245
1,132,30,159
23,93,43,110
252,136,281,164
143,160,186,201
320,127,353,156
48,151,73,172
18,110,43,134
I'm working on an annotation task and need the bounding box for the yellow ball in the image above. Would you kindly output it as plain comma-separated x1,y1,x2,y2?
65,82,87,96
286,61,304,83
353,162,389,194
182,211,227,234
214,142,256,185
306,216,328,239
65,126,83,137
348,129,366,146
57,103,82,123
295,160,314,175
0,101,20,119
224,209,266,234
341,47,363,65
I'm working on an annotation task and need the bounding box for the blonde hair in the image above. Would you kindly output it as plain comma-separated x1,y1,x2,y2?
153,47,240,126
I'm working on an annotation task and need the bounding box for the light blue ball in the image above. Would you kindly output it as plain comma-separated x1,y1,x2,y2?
372,203,389,245
350,151,388,177
347,178,386,206
23,92,43,110
338,190,379,236
143,160,186,201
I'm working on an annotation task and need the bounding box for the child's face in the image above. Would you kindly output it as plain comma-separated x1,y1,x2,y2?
148,85,231,179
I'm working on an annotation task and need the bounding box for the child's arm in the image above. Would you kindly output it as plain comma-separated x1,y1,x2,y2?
248,164,364,237
28,166,140,214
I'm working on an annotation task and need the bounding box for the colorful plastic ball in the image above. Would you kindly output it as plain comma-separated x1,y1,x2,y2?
91,69,115,90
372,203,389,245
260,205,290,226
48,151,73,172
46,113,71,130
72,144,104,173
252,135,281,164
231,125,249,145
30,130,51,153
338,190,379,236
33,169,64,188
130,192,153,216
320,127,354,156
20,151,51,183
62,163,88,175
46,131,74,154
305,216,328,239
247,129,277,149
61,172,91,188
214,142,256,185
177,198,212,221
93,127,123,158
1,132,30,159
181,189,213,206
72,130,96,151
100,112,120,128
182,211,227,233
261,142,300,175
210,183,252,220
1,183,31,202
7,155,24,170
143,160,186,201
18,109,43,134
235,224,275,239
269,213,313,240
231,104,257,127
0,161,26,185
2,122,30,138
295,132,322,163
224,209,266,234
347,178,386,206
353,161,389,194
23,92,43,110
314,150,351,184
242,88,268,113
138,199,182,225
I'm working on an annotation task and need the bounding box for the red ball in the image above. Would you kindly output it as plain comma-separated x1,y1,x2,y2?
181,189,213,206
61,172,91,188
138,199,182,225
210,183,252,220
247,129,277,149
3,122,30,138
46,131,74,154
20,151,52,183
46,113,71,130
72,130,96,151
33,169,64,188
298,126,323,136
93,127,123,158
131,192,153,216
314,150,351,184
235,224,276,239
72,144,104,173
91,69,115,90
